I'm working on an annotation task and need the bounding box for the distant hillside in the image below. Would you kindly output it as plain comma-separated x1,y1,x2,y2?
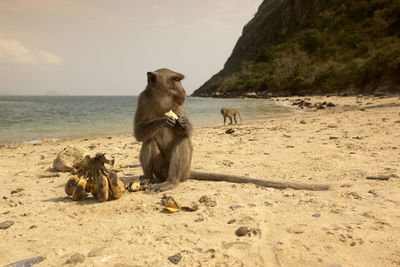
193,0,400,97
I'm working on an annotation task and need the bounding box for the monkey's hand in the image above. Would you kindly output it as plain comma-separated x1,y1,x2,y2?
176,116,188,129
175,116,192,136
160,116,177,129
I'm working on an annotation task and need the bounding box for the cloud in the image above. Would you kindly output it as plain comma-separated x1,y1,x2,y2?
0,38,62,64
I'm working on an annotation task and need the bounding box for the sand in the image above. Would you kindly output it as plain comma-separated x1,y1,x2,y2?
0,96,399,267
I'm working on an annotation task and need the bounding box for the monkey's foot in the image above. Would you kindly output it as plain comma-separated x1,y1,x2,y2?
149,181,178,192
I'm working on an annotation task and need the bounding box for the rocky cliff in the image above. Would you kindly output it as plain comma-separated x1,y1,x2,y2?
192,0,400,97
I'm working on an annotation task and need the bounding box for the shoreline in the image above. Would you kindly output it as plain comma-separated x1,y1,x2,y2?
0,98,296,147
1,95,400,266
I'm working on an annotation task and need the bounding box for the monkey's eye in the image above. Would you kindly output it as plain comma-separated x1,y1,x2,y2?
173,77,180,82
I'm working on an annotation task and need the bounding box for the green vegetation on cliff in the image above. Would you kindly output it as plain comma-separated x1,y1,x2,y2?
193,0,400,97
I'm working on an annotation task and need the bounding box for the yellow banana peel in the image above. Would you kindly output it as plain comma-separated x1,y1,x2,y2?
163,197,182,213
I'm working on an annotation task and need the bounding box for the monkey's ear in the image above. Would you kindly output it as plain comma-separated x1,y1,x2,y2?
147,72,157,84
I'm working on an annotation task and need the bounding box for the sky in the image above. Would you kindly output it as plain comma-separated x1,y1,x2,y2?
0,0,262,96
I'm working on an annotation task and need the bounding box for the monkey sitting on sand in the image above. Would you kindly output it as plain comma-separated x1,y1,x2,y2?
133,68,329,192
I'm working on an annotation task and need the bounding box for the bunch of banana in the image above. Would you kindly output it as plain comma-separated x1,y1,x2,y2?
64,153,125,202
65,171,125,202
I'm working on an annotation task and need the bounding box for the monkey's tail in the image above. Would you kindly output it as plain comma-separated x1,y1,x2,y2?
190,171,330,191
237,111,242,124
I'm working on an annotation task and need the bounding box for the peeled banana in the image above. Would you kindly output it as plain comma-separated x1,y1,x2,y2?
164,110,178,120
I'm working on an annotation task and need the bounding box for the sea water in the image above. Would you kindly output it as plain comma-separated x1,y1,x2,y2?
0,96,293,144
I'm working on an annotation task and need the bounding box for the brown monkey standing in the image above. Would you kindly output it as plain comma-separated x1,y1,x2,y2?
221,108,242,125
134,68,330,192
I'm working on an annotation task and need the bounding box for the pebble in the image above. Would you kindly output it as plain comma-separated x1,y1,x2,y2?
229,205,243,210
347,192,362,200
199,195,216,207
87,247,106,257
11,188,24,194
366,175,390,180
168,253,182,265
64,253,85,265
0,220,15,230
312,213,321,218
194,218,204,222
287,224,307,234
227,219,236,224
340,184,354,187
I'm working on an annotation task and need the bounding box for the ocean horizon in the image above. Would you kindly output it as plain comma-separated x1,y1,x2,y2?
0,95,294,144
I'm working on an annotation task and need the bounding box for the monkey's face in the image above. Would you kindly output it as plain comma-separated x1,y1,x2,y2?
148,69,186,107
169,75,186,105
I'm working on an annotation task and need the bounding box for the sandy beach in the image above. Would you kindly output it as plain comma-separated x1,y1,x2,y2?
1,95,399,267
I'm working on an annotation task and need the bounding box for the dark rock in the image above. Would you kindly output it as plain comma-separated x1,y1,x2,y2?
5,256,45,267
300,120,306,124
235,226,250,237
225,128,235,134
303,102,312,107
327,102,336,107
168,253,182,265
312,213,321,218
235,226,261,237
